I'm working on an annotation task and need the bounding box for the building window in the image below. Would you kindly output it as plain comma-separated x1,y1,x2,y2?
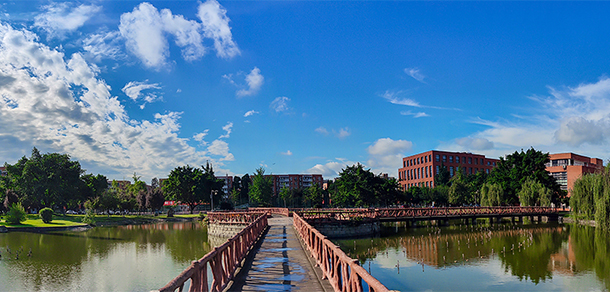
486,169,490,174
449,156,453,163
450,166,454,177
403,161,406,168
469,157,472,164
436,165,440,174
429,155,432,162
469,167,472,174
475,158,478,165
551,172,568,190
436,154,440,162
443,155,447,163
456,156,460,164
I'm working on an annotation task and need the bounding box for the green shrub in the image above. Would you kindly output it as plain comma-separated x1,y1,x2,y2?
82,209,96,225
6,203,27,225
39,207,54,223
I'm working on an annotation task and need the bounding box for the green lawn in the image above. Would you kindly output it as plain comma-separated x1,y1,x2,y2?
0,213,203,228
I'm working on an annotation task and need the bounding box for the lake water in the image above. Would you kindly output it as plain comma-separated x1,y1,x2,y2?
0,221,211,292
335,221,610,291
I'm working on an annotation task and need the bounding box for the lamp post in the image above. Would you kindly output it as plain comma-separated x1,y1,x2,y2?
210,190,217,211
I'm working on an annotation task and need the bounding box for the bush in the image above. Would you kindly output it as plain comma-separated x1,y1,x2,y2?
167,208,174,218
6,203,27,225
39,207,54,223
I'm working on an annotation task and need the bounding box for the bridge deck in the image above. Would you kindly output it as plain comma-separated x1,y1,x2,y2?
227,216,332,292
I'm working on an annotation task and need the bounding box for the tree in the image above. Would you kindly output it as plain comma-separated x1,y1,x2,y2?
136,190,147,212
163,165,206,214
151,177,160,189
249,167,273,207
331,163,378,207
448,169,470,206
518,177,552,207
201,162,225,210
304,184,324,208
241,174,251,205
487,148,560,205
3,189,20,211
279,187,291,207
570,166,610,231
480,182,503,206
146,187,165,213
434,164,451,187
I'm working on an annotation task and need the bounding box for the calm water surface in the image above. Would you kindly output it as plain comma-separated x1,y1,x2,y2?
335,222,610,291
0,221,212,292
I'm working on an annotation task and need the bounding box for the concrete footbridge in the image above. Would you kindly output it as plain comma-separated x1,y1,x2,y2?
154,206,561,292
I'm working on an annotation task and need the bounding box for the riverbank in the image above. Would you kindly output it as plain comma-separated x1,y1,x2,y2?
0,213,203,232
562,216,596,227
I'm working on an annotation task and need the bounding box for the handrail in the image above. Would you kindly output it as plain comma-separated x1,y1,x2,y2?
248,207,291,217
293,213,391,292
207,212,264,224
156,213,268,292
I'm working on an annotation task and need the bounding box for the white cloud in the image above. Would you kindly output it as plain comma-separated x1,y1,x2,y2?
244,110,259,117
401,110,429,118
0,22,231,181
306,159,358,178
119,0,237,69
197,0,240,58
367,138,413,175
219,122,233,139
455,137,494,150
381,90,421,107
82,31,126,63
281,150,293,156
270,96,290,112
315,127,329,135
193,130,209,145
336,127,351,139
207,140,234,161
405,67,426,83
236,67,264,97
446,77,610,160
121,80,162,108
34,3,101,37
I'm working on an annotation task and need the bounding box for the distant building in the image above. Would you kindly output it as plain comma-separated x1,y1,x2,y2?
545,153,603,196
268,174,324,196
216,175,233,195
0,166,7,177
398,150,499,191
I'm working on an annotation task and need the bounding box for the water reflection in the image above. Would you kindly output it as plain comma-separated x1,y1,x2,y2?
0,221,212,292
335,222,610,291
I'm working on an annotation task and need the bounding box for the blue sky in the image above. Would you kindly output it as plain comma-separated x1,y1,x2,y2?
1,1,610,182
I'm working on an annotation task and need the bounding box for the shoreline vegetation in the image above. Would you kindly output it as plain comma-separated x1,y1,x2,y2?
0,213,203,232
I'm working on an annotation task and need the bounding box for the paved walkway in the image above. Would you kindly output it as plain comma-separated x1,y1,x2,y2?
227,216,332,292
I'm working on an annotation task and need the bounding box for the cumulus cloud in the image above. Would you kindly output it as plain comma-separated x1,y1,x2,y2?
281,150,293,156
197,0,240,58
236,67,264,97
193,130,209,145
207,140,234,161
336,127,351,139
0,22,231,181
404,67,426,83
367,138,413,175
315,127,329,135
121,80,162,108
307,159,358,178
270,96,290,112
34,3,101,37
244,110,259,117
118,0,238,69
219,122,233,139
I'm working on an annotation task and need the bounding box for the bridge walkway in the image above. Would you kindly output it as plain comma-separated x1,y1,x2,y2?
226,216,333,292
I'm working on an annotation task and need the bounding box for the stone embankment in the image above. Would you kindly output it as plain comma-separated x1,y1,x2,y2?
562,216,596,227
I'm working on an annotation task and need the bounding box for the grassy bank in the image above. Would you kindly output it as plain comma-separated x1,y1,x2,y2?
0,213,203,228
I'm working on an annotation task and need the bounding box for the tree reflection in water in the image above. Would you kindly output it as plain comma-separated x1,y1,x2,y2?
335,221,609,290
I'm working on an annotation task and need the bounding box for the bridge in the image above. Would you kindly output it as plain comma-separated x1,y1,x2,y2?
154,206,561,292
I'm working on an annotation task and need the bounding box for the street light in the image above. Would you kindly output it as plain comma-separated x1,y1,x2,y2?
211,190,217,211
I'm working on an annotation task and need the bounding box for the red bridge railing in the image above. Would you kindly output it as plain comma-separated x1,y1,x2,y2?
156,213,268,292
293,213,391,292
297,206,558,223
207,212,264,224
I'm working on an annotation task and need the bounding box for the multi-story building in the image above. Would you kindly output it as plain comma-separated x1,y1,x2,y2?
398,150,499,191
545,153,603,196
269,174,324,196
216,175,234,195
0,166,7,177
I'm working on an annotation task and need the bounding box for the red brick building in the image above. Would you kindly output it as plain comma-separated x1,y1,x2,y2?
545,153,603,196
398,150,499,191
269,174,324,196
